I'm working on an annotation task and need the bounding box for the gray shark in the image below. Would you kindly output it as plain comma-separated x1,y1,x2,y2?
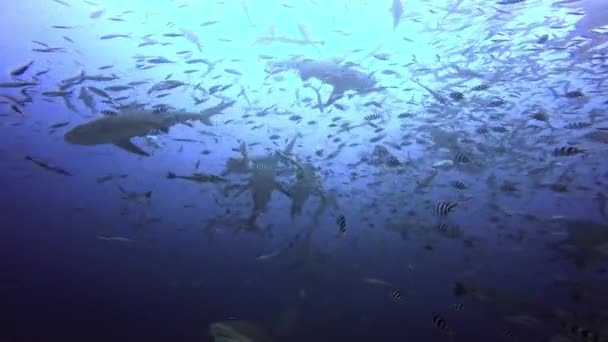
270,58,381,108
64,100,235,156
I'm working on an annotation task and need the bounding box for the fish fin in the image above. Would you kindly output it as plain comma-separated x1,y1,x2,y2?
275,182,291,198
324,87,345,108
114,139,150,156
232,185,248,198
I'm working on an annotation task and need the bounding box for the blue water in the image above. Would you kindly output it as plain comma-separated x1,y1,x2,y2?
1,0,608,341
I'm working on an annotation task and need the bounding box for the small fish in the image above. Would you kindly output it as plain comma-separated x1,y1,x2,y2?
224,68,242,76
42,90,72,97
336,215,347,233
362,277,394,287
435,201,458,217
0,81,38,88
452,303,464,312
96,173,128,184
289,114,302,122
492,126,508,133
100,109,118,116
100,34,131,40
24,155,71,176
565,89,584,98
152,104,171,113
363,101,382,108
390,0,403,30
148,57,174,64
32,47,64,53
364,113,382,121
386,156,401,167
256,249,282,261
564,122,591,129
470,83,489,91
166,171,226,184
117,185,151,202
437,223,450,233
451,180,467,190
52,0,71,7
90,9,105,18
453,153,471,164
200,20,220,27
9,61,34,76
333,103,346,111
10,105,23,114
97,236,132,242
553,146,585,157
537,34,549,44
49,121,71,129
390,289,402,301
432,313,452,334
449,91,464,101
104,85,133,92
530,111,550,122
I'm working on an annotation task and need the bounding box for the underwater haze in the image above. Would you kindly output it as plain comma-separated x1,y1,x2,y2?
2,0,608,341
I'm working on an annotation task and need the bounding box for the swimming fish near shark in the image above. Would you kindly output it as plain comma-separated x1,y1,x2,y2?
64,100,235,156
271,58,381,109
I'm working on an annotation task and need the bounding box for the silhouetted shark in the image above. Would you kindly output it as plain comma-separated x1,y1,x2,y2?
64,101,235,156
270,58,382,108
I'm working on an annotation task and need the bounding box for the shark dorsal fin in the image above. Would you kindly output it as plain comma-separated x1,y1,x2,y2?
114,139,150,157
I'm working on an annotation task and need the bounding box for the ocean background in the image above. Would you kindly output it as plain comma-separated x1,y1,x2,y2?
1,0,608,341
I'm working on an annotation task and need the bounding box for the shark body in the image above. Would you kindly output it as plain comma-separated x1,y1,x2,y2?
64,101,235,156
271,59,381,108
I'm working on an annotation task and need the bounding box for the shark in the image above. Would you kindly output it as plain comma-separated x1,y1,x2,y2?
269,58,382,109
275,150,325,220
64,100,235,156
229,134,300,222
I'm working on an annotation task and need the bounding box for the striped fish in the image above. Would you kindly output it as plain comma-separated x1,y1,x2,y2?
451,180,467,190
387,156,401,167
435,201,458,217
336,215,347,233
364,113,382,121
453,153,470,164
564,122,591,129
553,146,585,157
432,313,452,334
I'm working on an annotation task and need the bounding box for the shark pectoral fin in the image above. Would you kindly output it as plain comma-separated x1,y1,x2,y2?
324,87,345,107
275,182,291,198
114,139,150,157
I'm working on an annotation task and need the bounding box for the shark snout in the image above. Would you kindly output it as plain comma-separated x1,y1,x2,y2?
63,129,77,143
